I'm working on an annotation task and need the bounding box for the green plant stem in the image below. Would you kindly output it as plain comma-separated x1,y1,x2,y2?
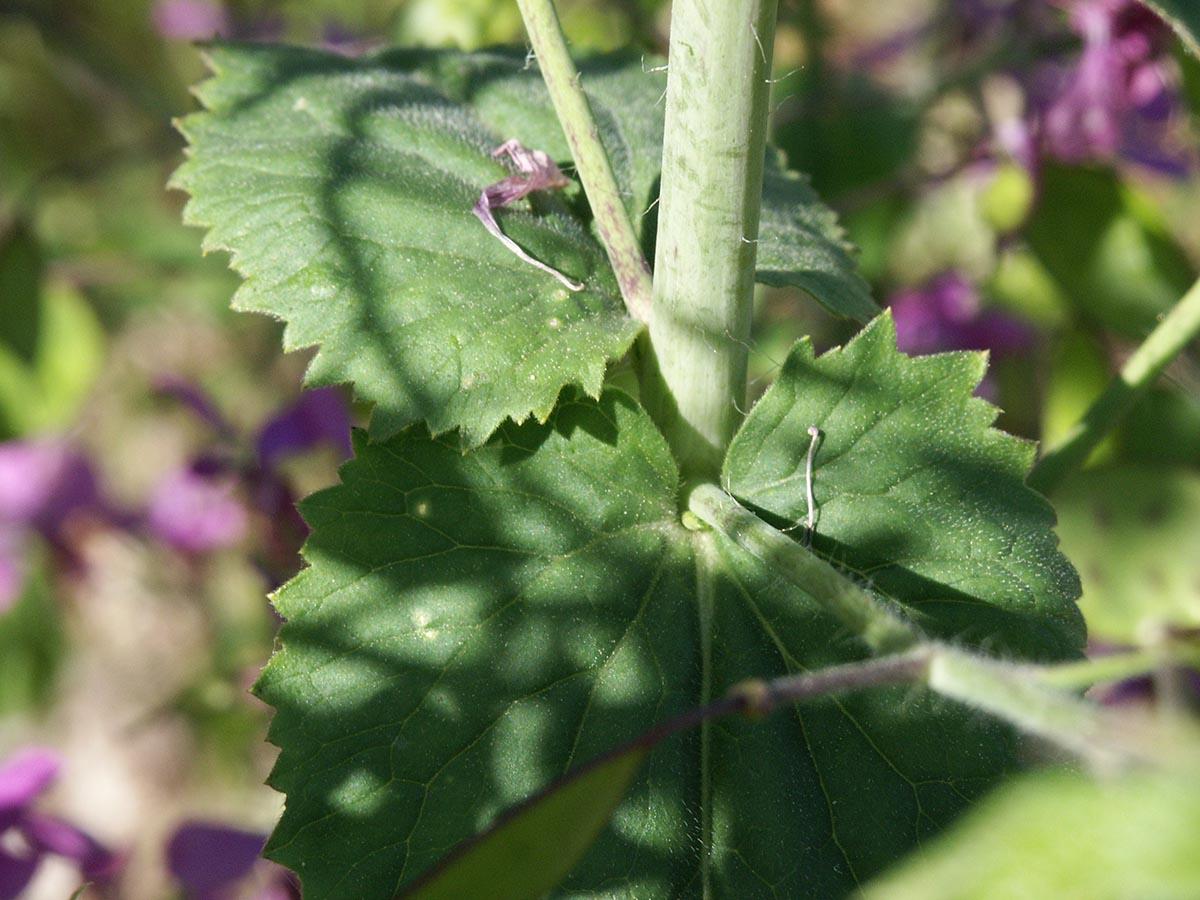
1038,640,1200,691
516,0,654,323
687,483,922,653
925,647,1150,769
1029,275,1200,495
687,484,1170,767
1038,649,1163,690
639,0,779,480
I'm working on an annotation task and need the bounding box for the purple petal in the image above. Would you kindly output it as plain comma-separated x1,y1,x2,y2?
167,822,267,900
890,272,1035,359
155,377,235,438
1035,0,1187,174
22,813,117,879
250,866,301,900
322,23,376,57
255,388,353,472
0,748,59,826
891,272,979,356
0,441,101,542
147,465,247,554
960,311,1038,357
152,0,231,40
0,845,39,900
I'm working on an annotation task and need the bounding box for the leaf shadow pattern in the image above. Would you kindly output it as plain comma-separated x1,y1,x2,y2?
257,387,1039,900
256,391,706,900
178,44,1085,900
724,314,1085,664
174,42,639,447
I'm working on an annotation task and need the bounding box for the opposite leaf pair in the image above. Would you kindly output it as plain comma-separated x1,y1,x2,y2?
177,42,1082,900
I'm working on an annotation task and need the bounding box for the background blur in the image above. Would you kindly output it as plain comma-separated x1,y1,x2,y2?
1,1,1198,897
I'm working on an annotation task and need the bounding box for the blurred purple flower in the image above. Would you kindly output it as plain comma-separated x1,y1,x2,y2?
256,386,353,471
156,375,236,439
0,440,108,610
322,22,378,57
153,0,231,41
0,441,101,543
153,382,351,581
1090,668,1200,705
0,747,118,899
168,821,298,900
890,271,1036,358
0,748,58,827
1037,0,1187,174
147,460,248,554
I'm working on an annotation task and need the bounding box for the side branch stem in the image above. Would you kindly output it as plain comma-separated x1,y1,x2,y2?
1029,275,1200,494
516,0,654,323
688,484,1173,769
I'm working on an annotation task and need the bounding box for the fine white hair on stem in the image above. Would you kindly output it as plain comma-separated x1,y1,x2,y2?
641,55,669,74
765,67,801,85
750,23,768,65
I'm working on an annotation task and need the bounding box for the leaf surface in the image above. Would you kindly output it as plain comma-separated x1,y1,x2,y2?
410,48,876,321
860,767,1200,900
756,154,879,322
723,313,1084,660
1054,465,1200,643
258,388,1043,900
257,391,702,899
401,742,649,900
174,44,875,450
174,43,639,445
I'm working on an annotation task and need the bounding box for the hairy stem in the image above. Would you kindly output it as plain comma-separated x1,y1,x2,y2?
516,0,654,322
926,647,1164,770
1029,275,1200,494
639,0,779,480
729,649,933,717
1038,640,1200,691
687,483,923,653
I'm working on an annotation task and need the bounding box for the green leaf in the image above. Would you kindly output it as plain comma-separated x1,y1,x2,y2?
416,48,876,322
0,281,105,439
400,744,649,900
756,153,879,323
0,221,43,364
723,313,1085,660
1054,466,1200,643
256,390,702,899
409,47,667,248
173,43,640,446
859,767,1200,900
1024,165,1196,338
259,388,1032,900
175,45,874,446
1144,0,1200,60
